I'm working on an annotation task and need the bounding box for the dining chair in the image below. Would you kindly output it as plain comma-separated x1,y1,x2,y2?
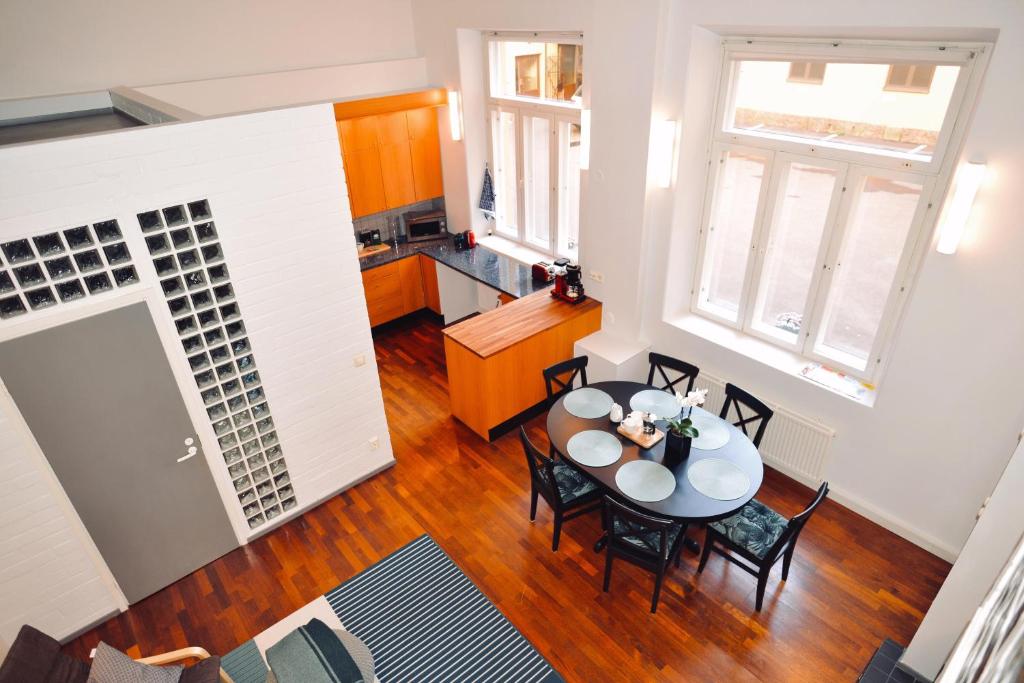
543,356,589,405
601,496,686,613
646,352,700,394
698,482,830,611
719,383,774,448
520,427,601,552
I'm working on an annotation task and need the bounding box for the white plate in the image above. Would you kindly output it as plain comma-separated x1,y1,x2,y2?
563,387,614,419
689,413,731,450
566,430,623,467
686,458,750,501
628,389,681,420
615,460,677,502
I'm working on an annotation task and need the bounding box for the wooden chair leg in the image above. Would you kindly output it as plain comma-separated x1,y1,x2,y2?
781,545,795,581
755,569,769,611
529,487,539,521
552,512,563,552
603,550,614,592
651,564,665,613
697,534,714,573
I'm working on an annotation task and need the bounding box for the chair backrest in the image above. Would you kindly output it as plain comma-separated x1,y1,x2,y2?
602,495,676,560
519,427,559,506
719,383,774,447
543,356,588,402
646,352,699,394
764,482,829,563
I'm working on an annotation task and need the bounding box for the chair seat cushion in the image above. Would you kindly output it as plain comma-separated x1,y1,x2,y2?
612,518,682,555
552,461,598,505
0,625,90,683
710,498,788,559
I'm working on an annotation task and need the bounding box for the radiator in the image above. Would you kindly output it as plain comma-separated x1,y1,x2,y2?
692,374,834,485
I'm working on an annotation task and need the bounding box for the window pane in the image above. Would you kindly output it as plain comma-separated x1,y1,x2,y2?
490,109,518,236
728,60,960,158
490,40,583,105
751,161,838,342
558,121,581,257
816,175,922,367
523,115,551,247
698,149,769,320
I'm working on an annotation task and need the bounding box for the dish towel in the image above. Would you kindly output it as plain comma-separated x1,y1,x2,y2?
479,164,496,220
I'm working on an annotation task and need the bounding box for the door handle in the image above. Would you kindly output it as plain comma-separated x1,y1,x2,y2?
177,446,198,463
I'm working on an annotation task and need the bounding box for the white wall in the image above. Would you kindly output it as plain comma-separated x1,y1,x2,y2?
0,0,418,100
0,104,393,642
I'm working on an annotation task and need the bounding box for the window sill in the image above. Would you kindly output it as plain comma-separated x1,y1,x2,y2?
478,234,552,266
666,312,877,407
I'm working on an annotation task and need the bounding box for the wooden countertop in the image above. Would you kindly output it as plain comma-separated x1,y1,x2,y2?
443,289,601,359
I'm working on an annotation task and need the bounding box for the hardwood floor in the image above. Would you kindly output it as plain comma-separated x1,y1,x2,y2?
65,311,951,681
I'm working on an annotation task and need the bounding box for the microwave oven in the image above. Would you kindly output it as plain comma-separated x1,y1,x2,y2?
404,209,448,243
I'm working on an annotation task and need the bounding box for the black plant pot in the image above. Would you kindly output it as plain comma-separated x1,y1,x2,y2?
663,430,692,471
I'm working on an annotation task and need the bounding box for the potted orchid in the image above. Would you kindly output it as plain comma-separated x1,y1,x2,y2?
663,388,708,470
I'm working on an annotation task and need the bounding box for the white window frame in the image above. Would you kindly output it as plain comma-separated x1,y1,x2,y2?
484,31,583,259
691,37,990,383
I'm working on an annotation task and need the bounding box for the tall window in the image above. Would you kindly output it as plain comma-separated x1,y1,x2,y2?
693,39,986,381
486,33,583,258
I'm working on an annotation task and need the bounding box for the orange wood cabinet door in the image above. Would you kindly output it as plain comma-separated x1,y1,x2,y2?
376,112,417,209
361,261,404,327
337,118,387,219
419,253,441,314
406,108,445,201
398,255,425,313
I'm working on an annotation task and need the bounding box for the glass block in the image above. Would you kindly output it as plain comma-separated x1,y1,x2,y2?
242,438,262,457
209,344,231,364
216,361,236,379
25,287,57,310
207,263,229,283
243,502,261,518
224,448,242,466
261,431,278,447
102,242,131,266
112,266,139,287
184,270,206,290
145,233,170,255
188,352,210,372
222,378,241,396
168,296,191,317
188,199,212,221
245,386,265,403
212,418,232,436
218,432,238,449
265,505,282,521
195,221,218,243
228,462,247,479
194,369,216,388
242,371,261,388
256,480,274,497
93,220,122,243
247,513,265,529
63,226,93,250
161,276,185,296
43,256,75,280
200,386,222,405
237,488,256,505
175,315,199,335
137,210,163,232
233,474,252,492
219,302,240,322
273,472,290,487
265,444,283,461
269,459,287,475
197,308,219,328
0,271,13,293
277,484,293,499
32,233,65,256
55,279,86,303
207,402,228,421
14,263,45,287
237,424,256,442
252,466,270,483
83,273,112,294
201,243,224,264
226,321,246,339
248,452,266,469
163,205,187,227
251,402,269,419
177,249,200,270
181,334,203,354
2,239,34,264
0,295,27,319
256,417,274,433
233,410,253,428
281,497,297,511
203,328,225,345
259,492,277,507
170,227,194,250
153,256,177,276
236,354,255,372
213,283,234,302
73,249,103,273
227,394,246,413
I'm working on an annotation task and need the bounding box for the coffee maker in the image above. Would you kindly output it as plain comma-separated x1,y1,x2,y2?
551,260,586,304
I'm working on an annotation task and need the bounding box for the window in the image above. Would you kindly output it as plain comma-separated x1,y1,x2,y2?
486,33,583,258
693,39,985,381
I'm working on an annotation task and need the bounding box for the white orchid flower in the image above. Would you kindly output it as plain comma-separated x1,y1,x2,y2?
686,388,708,406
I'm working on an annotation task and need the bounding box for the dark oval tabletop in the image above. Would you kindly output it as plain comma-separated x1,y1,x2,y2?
546,380,764,522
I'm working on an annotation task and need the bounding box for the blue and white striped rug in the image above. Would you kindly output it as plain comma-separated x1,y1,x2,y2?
223,534,561,683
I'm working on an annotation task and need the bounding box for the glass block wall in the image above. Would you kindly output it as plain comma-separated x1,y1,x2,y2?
137,199,295,529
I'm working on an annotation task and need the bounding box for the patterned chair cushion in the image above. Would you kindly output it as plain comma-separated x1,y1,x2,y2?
709,498,788,559
612,518,682,555
551,461,598,505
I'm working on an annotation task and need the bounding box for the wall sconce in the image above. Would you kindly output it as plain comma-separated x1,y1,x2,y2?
447,90,463,142
579,109,591,170
936,161,986,255
652,119,678,188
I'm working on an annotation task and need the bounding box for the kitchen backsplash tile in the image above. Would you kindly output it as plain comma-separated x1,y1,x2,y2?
352,197,445,243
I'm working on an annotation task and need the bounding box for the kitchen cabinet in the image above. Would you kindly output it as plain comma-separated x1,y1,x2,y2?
337,119,387,218
362,255,441,327
419,253,441,314
377,112,417,209
407,108,445,202
398,255,425,312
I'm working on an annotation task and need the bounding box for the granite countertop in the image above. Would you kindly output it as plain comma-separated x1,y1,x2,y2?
358,237,549,299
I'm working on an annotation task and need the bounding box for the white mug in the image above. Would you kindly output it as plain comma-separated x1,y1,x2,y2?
609,403,623,423
622,411,642,434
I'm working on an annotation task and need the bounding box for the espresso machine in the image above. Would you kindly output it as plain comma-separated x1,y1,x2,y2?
551,260,586,304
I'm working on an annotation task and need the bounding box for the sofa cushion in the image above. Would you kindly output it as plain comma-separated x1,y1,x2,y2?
87,642,181,683
0,625,89,683
178,657,223,683
266,618,363,683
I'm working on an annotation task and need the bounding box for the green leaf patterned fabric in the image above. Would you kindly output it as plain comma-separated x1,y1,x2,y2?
709,498,788,559
552,461,599,504
612,517,682,555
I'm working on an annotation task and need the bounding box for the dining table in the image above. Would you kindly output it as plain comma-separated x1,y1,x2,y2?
546,380,764,551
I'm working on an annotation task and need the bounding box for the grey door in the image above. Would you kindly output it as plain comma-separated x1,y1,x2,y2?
0,302,238,603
